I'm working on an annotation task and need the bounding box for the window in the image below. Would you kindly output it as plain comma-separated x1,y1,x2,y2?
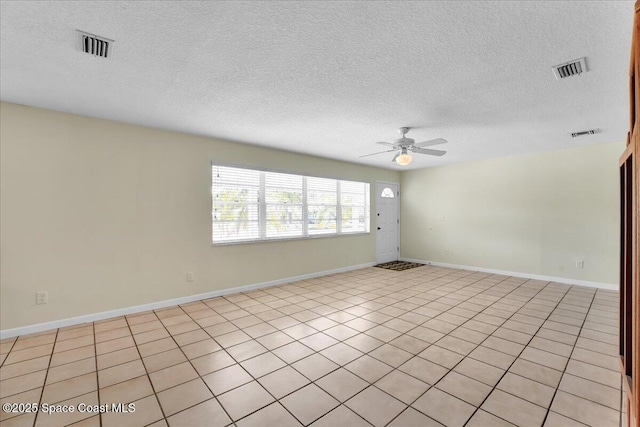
307,176,337,235
212,165,370,244
265,171,303,239
341,180,370,233
381,187,395,198
211,167,260,242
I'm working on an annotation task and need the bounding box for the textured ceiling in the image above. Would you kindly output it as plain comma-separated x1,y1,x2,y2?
0,1,633,170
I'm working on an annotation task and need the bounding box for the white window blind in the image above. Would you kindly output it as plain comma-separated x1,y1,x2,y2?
265,171,303,238
212,166,260,243
307,176,337,235
340,179,370,233
212,165,370,244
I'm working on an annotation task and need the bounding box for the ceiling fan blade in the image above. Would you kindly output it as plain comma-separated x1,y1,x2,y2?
375,141,396,147
414,138,447,148
359,148,397,158
391,152,400,162
412,147,447,156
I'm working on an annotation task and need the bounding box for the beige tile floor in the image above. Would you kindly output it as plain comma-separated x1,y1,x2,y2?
0,265,623,427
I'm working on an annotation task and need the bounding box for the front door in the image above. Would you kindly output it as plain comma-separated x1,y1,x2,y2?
375,182,399,263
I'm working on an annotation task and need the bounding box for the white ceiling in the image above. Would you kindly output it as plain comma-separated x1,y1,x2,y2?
0,1,633,170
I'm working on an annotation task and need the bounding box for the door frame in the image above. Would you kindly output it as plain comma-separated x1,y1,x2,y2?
375,180,401,264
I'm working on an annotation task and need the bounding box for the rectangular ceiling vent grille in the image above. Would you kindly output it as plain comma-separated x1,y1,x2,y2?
552,57,587,80
571,129,596,138
77,30,113,59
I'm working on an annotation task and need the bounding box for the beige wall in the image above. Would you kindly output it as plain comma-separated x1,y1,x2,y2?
0,100,623,330
0,102,399,330
401,141,624,285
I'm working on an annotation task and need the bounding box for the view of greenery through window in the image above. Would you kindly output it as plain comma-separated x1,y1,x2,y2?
212,165,369,243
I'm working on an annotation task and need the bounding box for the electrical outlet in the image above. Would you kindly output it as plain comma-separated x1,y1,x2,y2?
439,216,445,221
187,272,194,282
36,291,48,305
445,248,450,255
576,260,584,269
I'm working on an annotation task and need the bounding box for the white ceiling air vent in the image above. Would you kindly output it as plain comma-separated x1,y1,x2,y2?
552,57,587,80
77,30,113,59
571,129,596,138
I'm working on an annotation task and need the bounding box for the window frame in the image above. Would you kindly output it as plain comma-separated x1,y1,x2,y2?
212,163,371,245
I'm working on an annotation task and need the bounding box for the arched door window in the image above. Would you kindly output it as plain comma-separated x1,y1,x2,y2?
381,187,395,198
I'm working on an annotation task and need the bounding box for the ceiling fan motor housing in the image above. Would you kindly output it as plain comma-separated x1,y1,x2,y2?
395,137,415,146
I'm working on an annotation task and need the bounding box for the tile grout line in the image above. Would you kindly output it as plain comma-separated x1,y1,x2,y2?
180,266,484,426
464,283,606,426
93,321,102,427
456,281,576,427
219,272,616,392
200,271,475,426
163,276,616,426
32,328,59,427
267,267,496,426
539,288,606,426
174,304,314,426
155,306,257,426
183,293,376,426
156,269,607,425
0,338,18,369
121,314,170,426
0,279,603,371
172,308,301,424
384,275,567,426
273,270,546,425
0,266,620,427
421,278,576,423
346,271,522,426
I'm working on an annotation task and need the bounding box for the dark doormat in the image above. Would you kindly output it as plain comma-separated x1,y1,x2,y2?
374,260,424,271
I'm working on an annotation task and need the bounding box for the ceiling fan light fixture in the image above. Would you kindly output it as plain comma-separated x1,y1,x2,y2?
396,149,412,166
360,127,446,163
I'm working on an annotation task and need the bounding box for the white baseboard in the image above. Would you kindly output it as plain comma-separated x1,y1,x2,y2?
0,262,376,339
400,257,618,291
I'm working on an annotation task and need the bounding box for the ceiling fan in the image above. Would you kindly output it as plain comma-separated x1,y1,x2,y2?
360,127,447,166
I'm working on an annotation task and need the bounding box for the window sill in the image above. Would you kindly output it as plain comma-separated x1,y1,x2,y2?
212,231,371,246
